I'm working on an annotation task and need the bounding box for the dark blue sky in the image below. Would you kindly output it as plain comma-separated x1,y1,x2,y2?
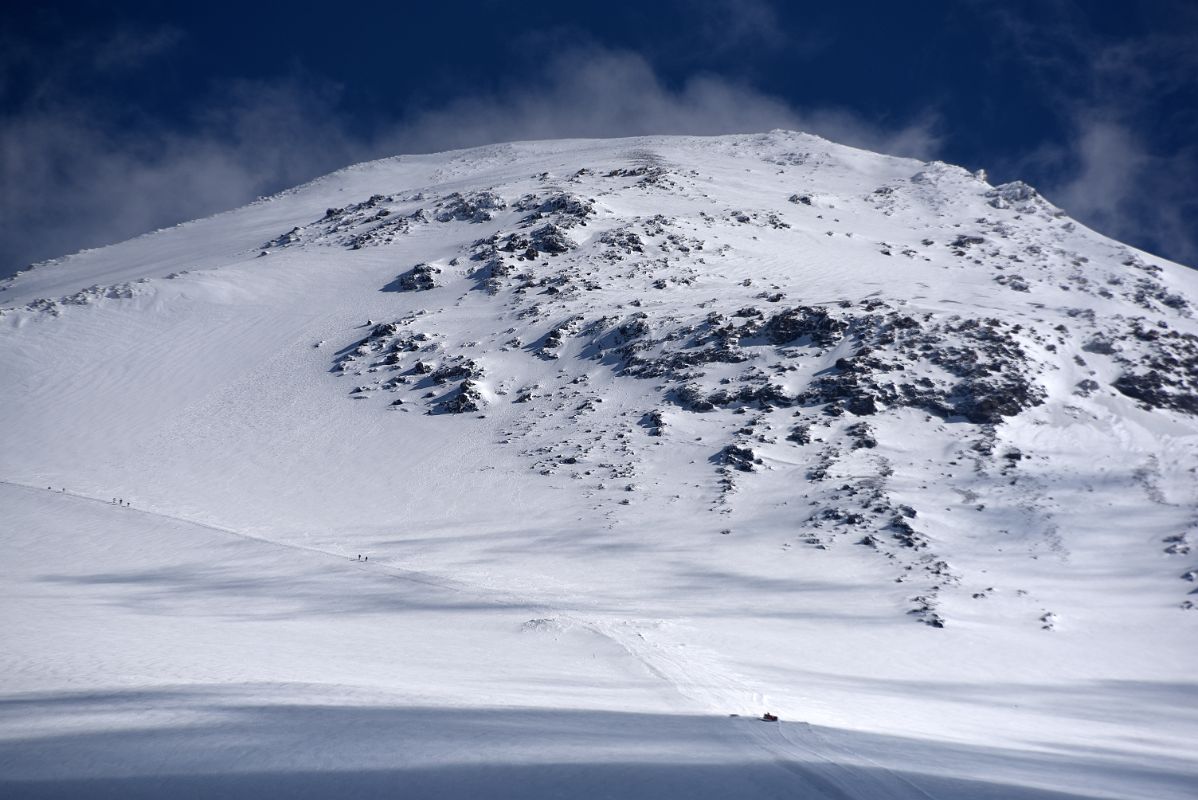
3,0,1196,276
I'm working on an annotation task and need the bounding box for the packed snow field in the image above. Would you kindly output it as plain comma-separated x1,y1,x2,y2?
1,131,1195,798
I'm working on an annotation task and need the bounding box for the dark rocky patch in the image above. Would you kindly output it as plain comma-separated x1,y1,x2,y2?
716,444,762,472
1110,324,1198,414
786,424,811,445
435,190,507,223
985,181,1040,212
430,359,481,385
388,264,441,292
640,409,666,436
438,380,484,414
845,422,877,449
530,223,574,255
761,306,846,347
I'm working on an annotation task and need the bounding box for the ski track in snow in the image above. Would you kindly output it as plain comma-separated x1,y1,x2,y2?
0,479,479,600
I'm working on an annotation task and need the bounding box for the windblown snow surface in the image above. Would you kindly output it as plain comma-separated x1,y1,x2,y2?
1,131,1196,799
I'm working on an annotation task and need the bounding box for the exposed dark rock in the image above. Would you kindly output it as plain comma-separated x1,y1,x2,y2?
675,383,715,412
470,258,515,294
986,181,1039,211
599,228,645,257
716,444,762,472
947,377,1045,424
431,359,481,385
949,234,985,249
439,380,483,414
435,191,507,223
762,306,846,347
845,422,877,449
1083,338,1118,355
891,516,927,549
640,409,666,436
531,223,574,255
909,594,945,628
1114,371,1198,414
390,264,441,292
786,423,811,445
538,316,584,358
1110,326,1198,414
515,192,595,226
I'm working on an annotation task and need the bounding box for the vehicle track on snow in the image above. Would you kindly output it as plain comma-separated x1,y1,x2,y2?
569,617,942,800
4,477,939,799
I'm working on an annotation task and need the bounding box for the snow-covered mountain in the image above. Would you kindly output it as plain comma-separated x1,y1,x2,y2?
1,131,1195,799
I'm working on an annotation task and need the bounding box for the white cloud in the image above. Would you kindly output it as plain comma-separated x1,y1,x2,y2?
0,77,361,275
1051,120,1148,223
1030,116,1197,267
1,45,940,275
386,49,939,159
975,0,1198,266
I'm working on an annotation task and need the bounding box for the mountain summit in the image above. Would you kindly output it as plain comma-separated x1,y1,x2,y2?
2,131,1195,798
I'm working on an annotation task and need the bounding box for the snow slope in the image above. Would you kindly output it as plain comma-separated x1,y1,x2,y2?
1,131,1196,798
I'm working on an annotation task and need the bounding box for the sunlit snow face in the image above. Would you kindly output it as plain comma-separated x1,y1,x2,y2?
2,132,1196,800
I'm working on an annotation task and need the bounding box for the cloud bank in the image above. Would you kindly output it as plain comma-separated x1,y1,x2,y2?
5,6,1194,276
0,41,938,277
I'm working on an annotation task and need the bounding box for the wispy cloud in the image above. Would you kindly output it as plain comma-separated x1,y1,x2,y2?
977,0,1198,265
689,0,788,53
0,22,183,105
1,73,361,276
385,48,939,158
1046,117,1198,266
0,37,939,276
